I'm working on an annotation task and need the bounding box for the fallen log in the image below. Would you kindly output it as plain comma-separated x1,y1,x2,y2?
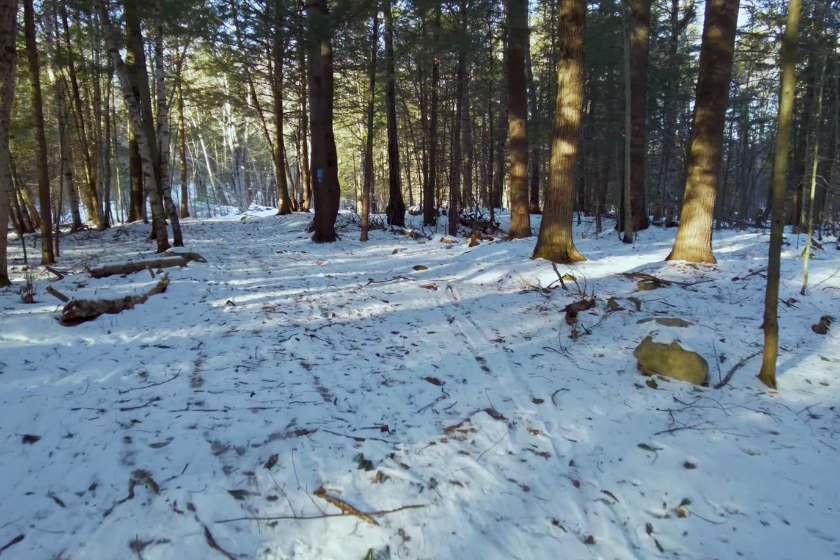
59,276,170,326
88,257,188,279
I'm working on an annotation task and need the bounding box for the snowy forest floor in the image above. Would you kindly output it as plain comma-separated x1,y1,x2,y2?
1,210,839,560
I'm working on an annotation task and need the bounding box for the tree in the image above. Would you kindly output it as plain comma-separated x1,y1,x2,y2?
384,0,405,226
627,0,651,232
423,0,441,227
531,0,586,263
360,10,379,242
24,0,54,264
273,0,294,216
758,0,801,389
307,0,341,242
507,0,531,238
666,0,740,263
0,0,17,286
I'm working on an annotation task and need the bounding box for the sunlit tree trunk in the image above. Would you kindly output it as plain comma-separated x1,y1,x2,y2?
759,0,800,389
507,0,531,238
0,0,17,286
667,0,739,263
24,0,54,264
531,0,586,263
360,11,378,242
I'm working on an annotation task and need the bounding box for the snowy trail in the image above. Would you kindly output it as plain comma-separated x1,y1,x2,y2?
1,212,839,560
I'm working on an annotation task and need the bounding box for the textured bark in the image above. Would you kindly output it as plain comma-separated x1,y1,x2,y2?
628,0,651,231
273,0,293,216
759,0,800,389
360,11,378,242
0,0,17,286
667,0,739,263
307,0,340,242
98,0,170,252
102,60,113,229
507,0,531,238
448,0,467,237
492,24,508,211
24,0,55,264
154,18,183,246
384,0,405,227
128,122,145,221
531,0,586,263
424,0,442,226
525,29,540,215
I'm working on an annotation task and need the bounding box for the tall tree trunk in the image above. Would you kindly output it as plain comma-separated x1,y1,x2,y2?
102,62,113,228
507,0,531,238
61,0,100,227
492,24,509,210
622,1,633,243
98,0,170,252
298,5,311,212
24,0,55,264
628,0,651,231
360,11,378,242
801,52,827,294
307,0,340,242
176,43,189,218
0,0,17,286
274,0,293,215
449,1,467,236
759,0,800,389
384,0,405,227
667,0,739,263
532,0,586,263
154,15,183,246
45,0,83,232
525,24,540,214
424,0,442,226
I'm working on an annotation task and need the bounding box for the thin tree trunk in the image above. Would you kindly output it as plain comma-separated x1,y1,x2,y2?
102,62,113,229
424,0,442,226
384,0,405,227
667,0,739,263
449,1,468,236
0,0,17,286
176,43,189,218
128,120,145,221
24,0,55,264
759,0,800,389
273,0,293,215
532,0,586,263
492,24,509,211
507,0,531,238
525,23,540,214
360,11,378,242
298,3,311,212
801,52,827,294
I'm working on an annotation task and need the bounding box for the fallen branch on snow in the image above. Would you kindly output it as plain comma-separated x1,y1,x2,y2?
215,503,425,524
88,257,189,279
59,275,170,326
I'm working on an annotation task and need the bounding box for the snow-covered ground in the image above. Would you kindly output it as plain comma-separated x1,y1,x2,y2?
1,211,838,560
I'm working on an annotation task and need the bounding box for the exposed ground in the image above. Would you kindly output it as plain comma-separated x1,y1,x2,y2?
1,211,838,560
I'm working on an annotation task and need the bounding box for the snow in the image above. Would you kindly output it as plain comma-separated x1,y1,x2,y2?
1,211,839,560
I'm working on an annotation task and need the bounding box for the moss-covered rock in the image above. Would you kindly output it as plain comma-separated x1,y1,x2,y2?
633,336,708,385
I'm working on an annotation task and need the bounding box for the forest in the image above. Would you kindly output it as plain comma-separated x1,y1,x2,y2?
0,0,839,558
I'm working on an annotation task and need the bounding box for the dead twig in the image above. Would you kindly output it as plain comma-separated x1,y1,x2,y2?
118,372,181,394
118,397,162,411
202,524,236,560
713,350,762,389
44,266,65,281
0,534,24,555
215,503,426,524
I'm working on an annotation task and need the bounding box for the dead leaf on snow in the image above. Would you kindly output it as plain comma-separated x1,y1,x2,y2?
264,453,279,470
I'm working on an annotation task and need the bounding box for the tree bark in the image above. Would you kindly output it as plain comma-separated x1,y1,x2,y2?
128,120,145,221
0,0,17,286
507,0,531,238
492,24,509,211
449,0,467,236
298,4,311,212
273,0,294,216
360,11,379,242
176,43,189,218
667,0,739,263
384,0,406,227
424,0,442,226
98,0,170,252
307,0,340,242
525,27,541,215
628,0,651,231
531,0,586,263
154,15,183,246
24,0,55,264
759,0,800,389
